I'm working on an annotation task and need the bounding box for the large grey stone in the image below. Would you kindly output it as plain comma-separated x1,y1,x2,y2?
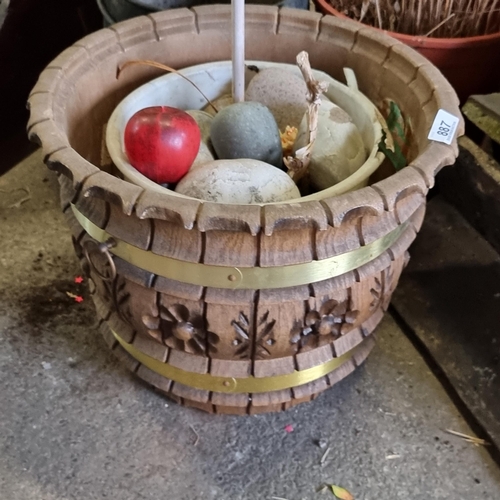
210,102,283,168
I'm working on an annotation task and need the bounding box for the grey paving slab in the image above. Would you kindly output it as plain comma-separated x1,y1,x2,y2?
392,195,500,451
1,152,500,500
438,137,500,254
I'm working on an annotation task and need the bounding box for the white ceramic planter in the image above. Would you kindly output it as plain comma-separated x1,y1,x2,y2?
106,60,385,203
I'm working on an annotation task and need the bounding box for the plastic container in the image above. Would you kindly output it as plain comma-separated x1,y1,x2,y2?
106,60,385,202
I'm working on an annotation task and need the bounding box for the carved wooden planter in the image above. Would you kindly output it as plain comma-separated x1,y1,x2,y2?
28,6,462,414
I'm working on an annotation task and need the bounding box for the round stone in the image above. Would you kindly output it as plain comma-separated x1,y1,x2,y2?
293,100,367,191
209,102,283,168
186,110,213,142
175,159,301,204
186,110,215,170
245,67,309,131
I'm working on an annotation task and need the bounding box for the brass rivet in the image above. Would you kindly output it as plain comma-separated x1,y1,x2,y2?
223,380,231,387
228,274,237,282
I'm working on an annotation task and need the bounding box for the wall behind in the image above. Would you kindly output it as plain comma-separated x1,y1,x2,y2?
0,0,101,174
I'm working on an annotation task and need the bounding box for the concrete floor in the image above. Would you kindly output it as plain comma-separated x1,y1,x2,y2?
1,151,500,499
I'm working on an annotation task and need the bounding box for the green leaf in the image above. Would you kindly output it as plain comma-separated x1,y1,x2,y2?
377,99,408,171
330,484,354,500
378,130,407,171
386,100,406,142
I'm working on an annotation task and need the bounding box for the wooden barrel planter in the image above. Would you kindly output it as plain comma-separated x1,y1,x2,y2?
27,6,462,414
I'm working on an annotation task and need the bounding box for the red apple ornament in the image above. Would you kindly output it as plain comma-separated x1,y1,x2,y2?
124,106,201,184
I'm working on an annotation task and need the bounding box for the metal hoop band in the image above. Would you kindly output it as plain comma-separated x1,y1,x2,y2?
73,205,407,290
112,329,369,394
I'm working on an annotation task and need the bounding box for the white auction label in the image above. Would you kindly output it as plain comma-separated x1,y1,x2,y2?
428,109,459,145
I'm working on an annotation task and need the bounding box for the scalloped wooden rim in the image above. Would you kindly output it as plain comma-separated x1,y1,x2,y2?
27,6,462,234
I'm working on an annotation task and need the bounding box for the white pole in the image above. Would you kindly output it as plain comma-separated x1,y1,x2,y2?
231,0,245,103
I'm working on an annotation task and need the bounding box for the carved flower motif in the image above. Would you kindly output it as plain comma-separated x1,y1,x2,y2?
142,304,218,355
290,299,360,349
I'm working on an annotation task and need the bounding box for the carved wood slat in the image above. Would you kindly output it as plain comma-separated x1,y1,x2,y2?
203,231,259,267
315,223,361,259
260,227,316,266
151,219,203,262
74,193,109,229
114,257,155,288
256,287,309,362
154,277,204,301
204,288,256,361
58,174,76,211
351,272,384,325
171,382,210,404
383,254,407,310
133,334,169,362
196,202,261,235
136,364,172,393
333,327,364,357
105,203,152,250
252,388,293,408
211,392,249,415
292,376,329,400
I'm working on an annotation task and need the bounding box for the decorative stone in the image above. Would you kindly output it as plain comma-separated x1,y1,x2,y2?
245,67,309,131
210,102,283,168
186,110,212,142
175,159,301,204
294,100,367,191
186,110,215,170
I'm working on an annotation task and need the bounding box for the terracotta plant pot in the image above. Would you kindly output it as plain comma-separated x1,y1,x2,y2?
97,0,150,26
315,0,500,102
97,0,308,26
28,6,462,414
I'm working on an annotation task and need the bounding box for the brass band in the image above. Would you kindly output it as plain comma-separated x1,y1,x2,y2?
113,330,365,394
72,204,407,290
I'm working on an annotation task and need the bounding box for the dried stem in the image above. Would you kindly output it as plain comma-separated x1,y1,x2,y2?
117,60,218,113
329,0,500,37
284,51,329,182
424,13,455,36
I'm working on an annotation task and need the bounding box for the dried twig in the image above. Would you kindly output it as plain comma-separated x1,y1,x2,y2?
444,429,490,446
320,446,331,466
328,0,500,37
117,60,218,113
284,51,328,182
424,13,456,36
189,425,200,446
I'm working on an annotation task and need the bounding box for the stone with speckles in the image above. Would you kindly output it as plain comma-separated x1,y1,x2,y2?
294,100,367,191
186,110,216,171
175,158,300,204
245,67,309,131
